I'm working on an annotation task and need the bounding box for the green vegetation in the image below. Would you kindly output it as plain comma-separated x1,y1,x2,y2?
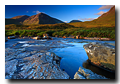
5,23,115,39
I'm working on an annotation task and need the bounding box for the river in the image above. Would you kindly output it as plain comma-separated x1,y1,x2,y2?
5,37,115,79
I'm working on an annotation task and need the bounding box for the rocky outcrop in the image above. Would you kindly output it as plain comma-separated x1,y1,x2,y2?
74,67,107,79
5,48,69,79
83,42,115,72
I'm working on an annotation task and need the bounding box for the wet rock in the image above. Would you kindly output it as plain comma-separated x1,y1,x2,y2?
32,36,41,40
76,35,80,39
8,36,16,39
74,67,107,79
100,38,111,41
62,36,67,38
5,48,69,79
67,35,75,38
83,42,115,72
43,34,52,39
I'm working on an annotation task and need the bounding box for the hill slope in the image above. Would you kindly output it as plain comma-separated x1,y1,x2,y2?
69,6,115,28
11,15,30,22
23,13,64,25
93,6,115,25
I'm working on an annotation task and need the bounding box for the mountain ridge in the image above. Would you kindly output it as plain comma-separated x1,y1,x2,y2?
5,13,64,25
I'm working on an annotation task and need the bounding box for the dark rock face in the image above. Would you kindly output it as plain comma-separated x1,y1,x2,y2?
83,42,115,72
5,48,69,79
74,67,107,79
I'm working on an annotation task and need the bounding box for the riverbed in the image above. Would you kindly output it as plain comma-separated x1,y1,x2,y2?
5,37,115,79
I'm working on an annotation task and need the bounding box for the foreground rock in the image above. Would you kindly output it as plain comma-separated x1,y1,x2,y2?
74,67,107,79
5,48,69,79
83,42,115,72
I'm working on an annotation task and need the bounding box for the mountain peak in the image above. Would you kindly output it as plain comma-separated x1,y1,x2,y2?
37,12,46,15
69,20,82,23
22,13,64,25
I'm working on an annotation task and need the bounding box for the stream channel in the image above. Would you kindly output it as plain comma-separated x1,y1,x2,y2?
5,37,115,79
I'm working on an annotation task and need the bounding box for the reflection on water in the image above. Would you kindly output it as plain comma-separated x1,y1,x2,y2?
83,60,115,79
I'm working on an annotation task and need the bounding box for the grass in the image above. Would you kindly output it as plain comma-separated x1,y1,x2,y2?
5,23,115,39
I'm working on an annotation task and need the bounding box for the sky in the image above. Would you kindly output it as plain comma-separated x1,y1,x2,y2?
5,5,114,22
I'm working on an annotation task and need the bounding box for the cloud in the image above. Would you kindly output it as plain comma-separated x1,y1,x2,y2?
33,10,41,14
26,11,29,13
95,11,106,15
98,5,114,10
64,21,68,23
80,18,95,21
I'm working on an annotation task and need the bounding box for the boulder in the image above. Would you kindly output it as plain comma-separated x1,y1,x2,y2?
74,67,107,79
63,36,67,38
43,34,52,39
67,35,75,38
8,36,16,39
32,36,41,40
43,33,49,37
99,38,111,41
76,35,80,39
83,42,115,72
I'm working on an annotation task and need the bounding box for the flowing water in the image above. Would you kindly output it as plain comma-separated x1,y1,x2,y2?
5,37,115,79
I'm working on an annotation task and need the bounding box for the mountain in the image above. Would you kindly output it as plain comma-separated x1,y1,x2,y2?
69,20,82,23
5,13,64,25
5,15,30,25
93,6,115,24
23,13,64,25
11,15,30,22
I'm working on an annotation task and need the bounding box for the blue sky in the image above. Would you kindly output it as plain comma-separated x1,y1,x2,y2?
5,5,114,22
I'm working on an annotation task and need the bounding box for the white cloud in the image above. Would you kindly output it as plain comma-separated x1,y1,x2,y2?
64,21,68,23
98,5,114,10
26,11,29,13
80,18,95,21
33,10,41,14
95,11,106,15
36,11,41,14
